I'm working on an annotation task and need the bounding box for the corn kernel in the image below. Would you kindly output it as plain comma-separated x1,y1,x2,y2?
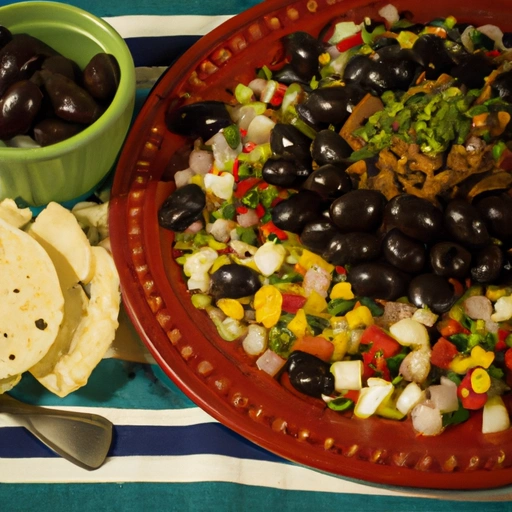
471,368,491,394
217,298,244,320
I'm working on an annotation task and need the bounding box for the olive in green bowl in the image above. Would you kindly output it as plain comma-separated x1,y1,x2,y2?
0,1,136,208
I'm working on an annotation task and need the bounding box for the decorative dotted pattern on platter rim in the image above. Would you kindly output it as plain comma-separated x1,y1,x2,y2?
122,0,511,476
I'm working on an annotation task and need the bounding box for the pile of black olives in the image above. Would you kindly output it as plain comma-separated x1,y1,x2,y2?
273,170,512,314
0,26,120,146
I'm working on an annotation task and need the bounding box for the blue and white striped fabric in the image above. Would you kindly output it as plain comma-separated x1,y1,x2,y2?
1,1,512,510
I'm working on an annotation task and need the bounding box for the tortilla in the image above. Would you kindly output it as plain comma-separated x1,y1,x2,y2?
0,217,64,380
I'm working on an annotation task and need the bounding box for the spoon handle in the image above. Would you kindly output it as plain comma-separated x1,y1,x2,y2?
0,394,113,470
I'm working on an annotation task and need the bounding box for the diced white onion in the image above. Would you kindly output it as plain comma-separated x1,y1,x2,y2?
189,149,213,175
183,246,218,278
491,296,512,322
482,396,511,434
184,220,204,234
206,132,241,170
354,378,393,419
399,349,431,384
330,360,363,392
477,24,505,50
396,382,425,415
412,308,438,327
242,324,268,356
428,382,459,413
254,241,286,276
303,265,332,298
248,78,268,97
207,218,235,243
256,349,286,376
411,403,444,436
203,172,235,200
245,115,276,145
389,318,430,349
174,168,195,188
236,208,259,228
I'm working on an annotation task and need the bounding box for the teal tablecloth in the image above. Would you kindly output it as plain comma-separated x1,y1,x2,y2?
1,1,512,510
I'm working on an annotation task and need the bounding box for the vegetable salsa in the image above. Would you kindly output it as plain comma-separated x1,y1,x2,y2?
159,5,512,437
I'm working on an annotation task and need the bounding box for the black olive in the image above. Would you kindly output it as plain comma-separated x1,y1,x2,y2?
323,232,381,266
504,33,512,49
0,33,58,96
382,228,426,273
391,23,425,35
300,219,340,253
374,46,420,91
383,194,443,243
330,189,386,233
343,54,393,96
41,55,81,82
491,70,512,103
286,351,334,398
158,183,206,232
372,37,399,51
210,264,262,299
296,85,365,130
0,80,43,139
273,65,312,86
40,70,102,124
408,273,457,314
271,190,324,234
262,157,311,188
165,101,232,141
474,192,512,241
348,262,409,300
310,129,352,166
280,31,324,83
470,245,504,284
33,118,83,146
444,199,490,248
301,163,351,203
411,34,455,79
450,52,494,90
83,53,120,102
0,26,12,51
429,242,471,280
270,123,312,165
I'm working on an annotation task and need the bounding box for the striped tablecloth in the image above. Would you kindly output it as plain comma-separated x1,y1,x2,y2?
1,1,512,510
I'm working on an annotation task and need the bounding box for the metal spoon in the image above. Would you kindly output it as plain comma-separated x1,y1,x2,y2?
0,394,113,470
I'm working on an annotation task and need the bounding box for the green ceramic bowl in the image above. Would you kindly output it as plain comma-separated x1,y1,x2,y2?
0,1,136,208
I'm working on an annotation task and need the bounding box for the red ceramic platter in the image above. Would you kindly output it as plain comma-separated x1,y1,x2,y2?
110,0,512,490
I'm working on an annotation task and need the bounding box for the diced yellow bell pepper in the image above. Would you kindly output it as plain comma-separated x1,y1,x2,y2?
345,305,374,330
217,298,245,320
190,174,204,187
287,309,308,339
329,330,350,361
486,286,509,302
298,249,334,274
450,345,495,374
303,290,328,314
253,285,282,328
210,254,232,274
330,282,355,300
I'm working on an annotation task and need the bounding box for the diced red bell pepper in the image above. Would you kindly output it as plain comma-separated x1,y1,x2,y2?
269,82,288,107
335,265,347,276
336,32,363,53
232,158,240,182
430,337,460,370
505,348,512,372
236,206,248,214
255,203,266,219
291,335,334,362
437,317,469,337
359,325,401,358
260,220,288,241
362,351,391,381
457,370,488,410
242,142,257,153
497,329,511,351
233,177,261,199
281,293,307,314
